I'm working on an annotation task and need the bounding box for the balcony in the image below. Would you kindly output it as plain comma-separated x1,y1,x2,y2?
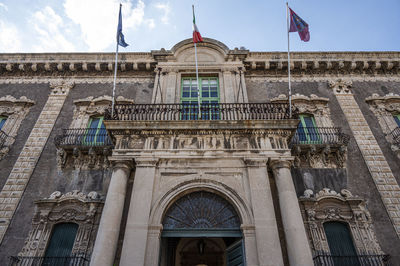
290,127,350,168
9,255,90,266
389,127,400,147
313,253,391,266
54,129,113,170
104,102,297,121
54,128,113,149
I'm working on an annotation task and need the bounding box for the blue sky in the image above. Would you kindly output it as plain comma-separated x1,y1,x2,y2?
0,0,399,53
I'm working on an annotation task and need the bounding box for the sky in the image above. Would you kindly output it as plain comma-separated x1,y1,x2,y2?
0,0,399,53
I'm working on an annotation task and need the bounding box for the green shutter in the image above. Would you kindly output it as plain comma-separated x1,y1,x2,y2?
226,240,245,266
0,116,7,130
394,114,400,127
297,114,320,144
324,222,360,266
44,223,78,264
85,116,105,145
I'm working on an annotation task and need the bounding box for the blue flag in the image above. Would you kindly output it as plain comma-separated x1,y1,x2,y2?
117,4,129,47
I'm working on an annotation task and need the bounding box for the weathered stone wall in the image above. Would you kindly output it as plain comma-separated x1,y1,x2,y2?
246,78,400,262
0,80,154,262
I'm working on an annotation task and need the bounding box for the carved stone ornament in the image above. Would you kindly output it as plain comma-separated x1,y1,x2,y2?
300,188,382,255
292,144,347,169
0,95,35,160
57,146,112,170
49,80,75,95
271,94,332,123
18,190,104,258
366,93,400,157
329,79,353,94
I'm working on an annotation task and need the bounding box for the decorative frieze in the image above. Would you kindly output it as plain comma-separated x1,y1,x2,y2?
300,188,383,255
18,190,103,257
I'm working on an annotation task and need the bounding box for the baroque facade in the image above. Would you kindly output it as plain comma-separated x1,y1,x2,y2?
0,38,399,266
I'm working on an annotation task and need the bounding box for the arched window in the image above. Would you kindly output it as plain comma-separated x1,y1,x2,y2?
324,222,359,266
43,223,78,265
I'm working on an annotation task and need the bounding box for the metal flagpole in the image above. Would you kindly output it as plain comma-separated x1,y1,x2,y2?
194,42,201,119
111,42,119,117
286,2,292,118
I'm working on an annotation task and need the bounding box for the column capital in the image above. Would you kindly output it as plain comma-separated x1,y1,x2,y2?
268,158,293,171
109,158,134,171
135,157,159,167
244,158,268,167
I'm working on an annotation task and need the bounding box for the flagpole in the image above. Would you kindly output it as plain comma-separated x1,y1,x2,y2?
193,5,201,119
111,41,119,117
286,2,292,118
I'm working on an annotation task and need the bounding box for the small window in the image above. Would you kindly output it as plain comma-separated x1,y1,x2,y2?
43,223,78,265
85,116,106,145
0,116,7,130
324,222,360,266
394,114,400,127
296,114,320,144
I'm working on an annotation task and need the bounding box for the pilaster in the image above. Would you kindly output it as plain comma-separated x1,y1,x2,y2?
0,81,73,244
330,79,400,237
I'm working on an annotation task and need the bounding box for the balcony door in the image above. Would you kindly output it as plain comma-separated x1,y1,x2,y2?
181,77,220,120
43,223,78,265
297,114,320,144
85,116,106,145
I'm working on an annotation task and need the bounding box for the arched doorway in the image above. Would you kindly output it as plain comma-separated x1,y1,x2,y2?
160,191,244,266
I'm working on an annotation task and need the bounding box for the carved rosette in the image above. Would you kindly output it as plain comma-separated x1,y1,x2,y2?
0,95,35,160
300,188,382,255
18,190,104,257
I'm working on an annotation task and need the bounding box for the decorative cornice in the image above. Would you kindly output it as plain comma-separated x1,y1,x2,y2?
74,95,134,105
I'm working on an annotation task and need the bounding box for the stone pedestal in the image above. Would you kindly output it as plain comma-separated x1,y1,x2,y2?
90,160,132,266
120,158,158,266
245,159,283,266
270,159,313,266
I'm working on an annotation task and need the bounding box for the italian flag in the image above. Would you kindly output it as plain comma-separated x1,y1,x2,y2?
192,5,203,43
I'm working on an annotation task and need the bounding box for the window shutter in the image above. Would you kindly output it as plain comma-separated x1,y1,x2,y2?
44,223,78,258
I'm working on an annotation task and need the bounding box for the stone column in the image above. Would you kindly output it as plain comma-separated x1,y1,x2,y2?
120,158,158,266
245,158,284,266
144,225,162,266
269,159,313,266
90,160,132,266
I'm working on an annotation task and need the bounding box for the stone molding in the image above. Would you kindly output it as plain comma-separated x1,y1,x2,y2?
18,190,104,258
329,79,353,95
243,158,268,167
300,188,383,255
366,93,400,134
268,158,293,170
0,95,35,160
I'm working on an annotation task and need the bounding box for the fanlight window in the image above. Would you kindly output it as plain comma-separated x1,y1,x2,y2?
163,191,240,230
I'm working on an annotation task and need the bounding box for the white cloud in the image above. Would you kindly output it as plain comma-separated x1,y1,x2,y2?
31,6,76,52
64,0,149,51
0,20,22,52
0,3,8,11
155,3,170,25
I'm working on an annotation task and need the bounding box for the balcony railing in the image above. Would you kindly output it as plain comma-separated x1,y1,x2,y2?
291,127,350,146
0,129,9,149
54,128,113,148
104,103,297,121
389,127,400,146
313,254,391,266
9,255,90,266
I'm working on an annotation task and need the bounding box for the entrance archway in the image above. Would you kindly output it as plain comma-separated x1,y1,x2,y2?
160,191,244,266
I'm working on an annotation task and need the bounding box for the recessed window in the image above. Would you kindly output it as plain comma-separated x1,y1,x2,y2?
85,116,106,145
0,116,7,131
43,223,78,265
297,114,320,144
180,77,220,120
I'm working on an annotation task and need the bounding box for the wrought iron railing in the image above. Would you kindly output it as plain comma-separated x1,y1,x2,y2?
9,255,90,266
313,254,391,266
0,129,9,149
54,128,113,148
291,127,350,146
389,127,400,146
104,103,297,121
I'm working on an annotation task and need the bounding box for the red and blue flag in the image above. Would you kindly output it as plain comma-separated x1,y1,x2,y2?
289,7,310,42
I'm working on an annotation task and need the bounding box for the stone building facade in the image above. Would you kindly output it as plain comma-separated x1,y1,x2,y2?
0,38,399,265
